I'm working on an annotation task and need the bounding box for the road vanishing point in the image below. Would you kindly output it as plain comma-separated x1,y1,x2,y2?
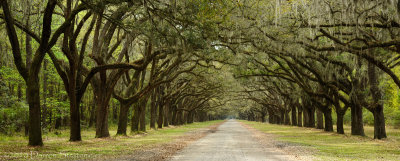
169,120,290,161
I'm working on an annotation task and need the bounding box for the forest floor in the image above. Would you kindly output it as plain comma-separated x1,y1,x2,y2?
240,120,400,161
0,120,224,161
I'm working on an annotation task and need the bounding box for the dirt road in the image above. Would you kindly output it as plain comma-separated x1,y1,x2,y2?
168,119,291,161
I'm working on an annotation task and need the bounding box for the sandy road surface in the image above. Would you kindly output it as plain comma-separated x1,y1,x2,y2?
169,120,291,161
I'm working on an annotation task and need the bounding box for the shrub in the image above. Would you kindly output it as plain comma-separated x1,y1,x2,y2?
0,98,28,135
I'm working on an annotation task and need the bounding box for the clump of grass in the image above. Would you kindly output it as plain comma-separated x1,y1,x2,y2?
240,120,400,161
0,120,224,160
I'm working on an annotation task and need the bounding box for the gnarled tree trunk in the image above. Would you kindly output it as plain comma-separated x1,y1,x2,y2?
350,103,365,136
323,108,333,132
95,91,110,138
26,77,43,146
163,101,170,127
2,0,57,146
368,62,386,139
139,98,147,132
131,102,140,132
373,106,386,139
117,102,130,135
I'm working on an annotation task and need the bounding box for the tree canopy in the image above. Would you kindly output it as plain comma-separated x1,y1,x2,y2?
1,0,400,147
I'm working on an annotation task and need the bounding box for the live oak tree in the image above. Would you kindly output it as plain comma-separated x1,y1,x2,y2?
2,0,400,149
228,0,400,139
1,0,74,146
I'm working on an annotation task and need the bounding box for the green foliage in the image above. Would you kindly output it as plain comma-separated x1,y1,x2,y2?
363,110,374,126
343,109,351,124
46,97,70,120
393,110,400,129
0,66,28,135
0,66,24,84
0,97,28,135
381,66,400,127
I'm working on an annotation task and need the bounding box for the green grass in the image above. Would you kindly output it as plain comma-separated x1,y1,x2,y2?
240,120,400,161
0,120,224,160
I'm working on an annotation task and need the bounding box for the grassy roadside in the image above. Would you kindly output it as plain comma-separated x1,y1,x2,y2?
240,120,400,161
0,120,224,160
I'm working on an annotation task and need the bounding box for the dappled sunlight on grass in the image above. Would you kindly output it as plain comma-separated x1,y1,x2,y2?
240,120,400,161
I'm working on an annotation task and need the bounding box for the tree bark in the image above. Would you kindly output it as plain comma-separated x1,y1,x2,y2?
303,106,309,127
1,0,56,146
303,105,315,128
117,102,130,135
323,108,333,132
93,70,125,137
66,55,82,141
150,89,157,129
176,110,183,125
163,101,169,127
112,102,118,123
26,78,43,146
186,111,192,124
168,104,174,125
48,82,54,130
368,62,387,139
139,98,147,132
373,106,387,139
350,57,366,136
131,102,140,132
268,114,274,124
280,110,285,124
350,103,365,136
171,106,177,125
149,58,158,129
42,59,48,129
336,111,345,134
309,107,315,127
350,80,365,137
95,87,110,137
291,106,297,126
157,101,164,128
184,111,188,124
297,106,302,127
69,95,81,141
284,110,290,125
316,108,324,129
